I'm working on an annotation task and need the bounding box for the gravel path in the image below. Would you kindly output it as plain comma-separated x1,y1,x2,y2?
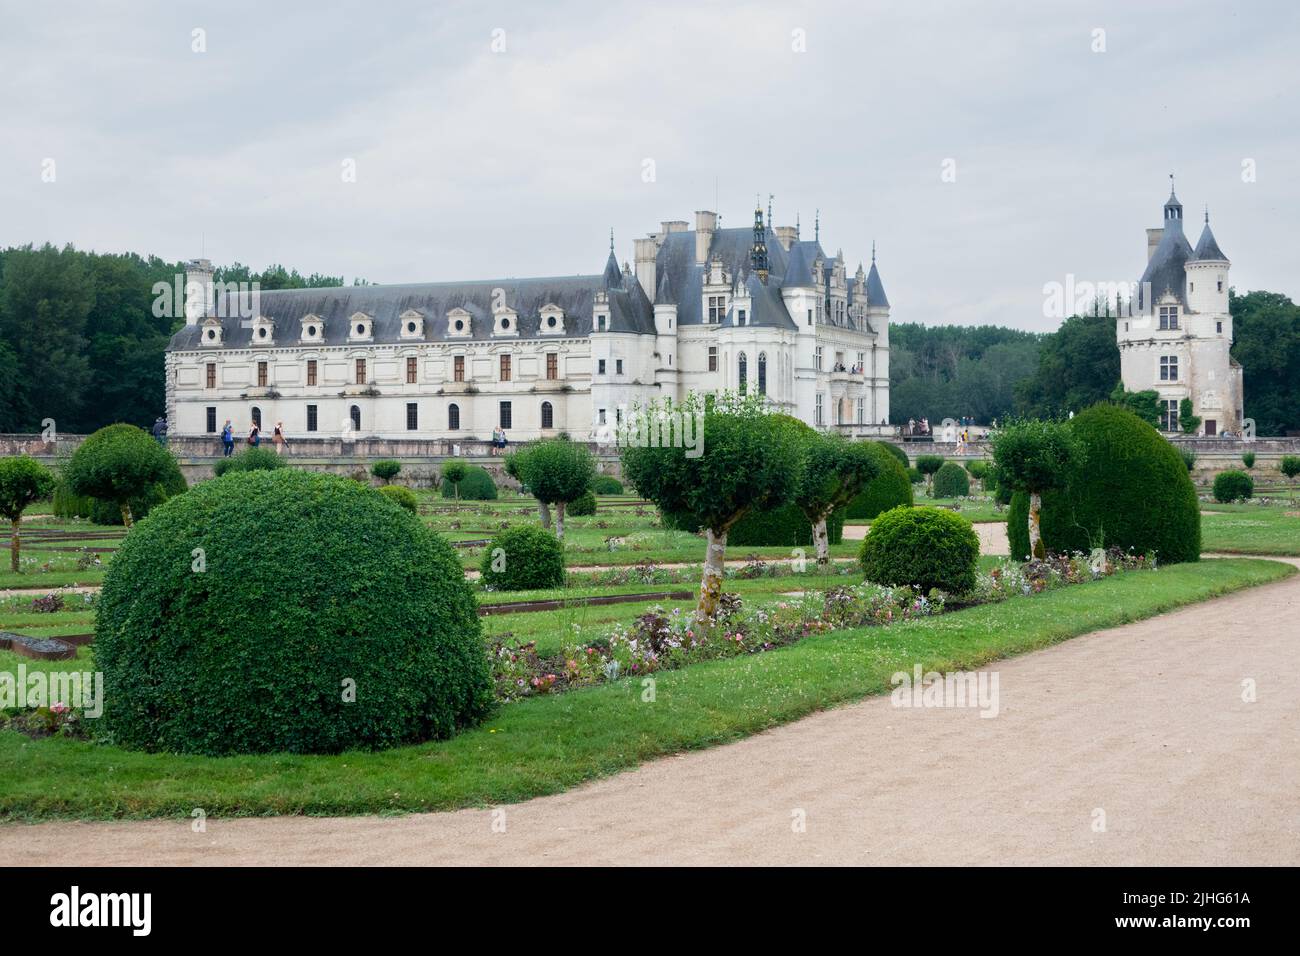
5,556,1296,866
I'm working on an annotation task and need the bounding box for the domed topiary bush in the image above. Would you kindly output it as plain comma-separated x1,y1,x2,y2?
377,484,419,514
728,503,846,547
932,461,970,498
845,442,915,519
877,442,910,470
591,475,624,495
94,470,492,755
1006,403,1200,563
859,506,980,594
371,459,402,484
213,446,286,477
82,447,189,526
1213,469,1254,504
64,423,179,527
480,524,565,590
568,490,597,516
440,464,497,500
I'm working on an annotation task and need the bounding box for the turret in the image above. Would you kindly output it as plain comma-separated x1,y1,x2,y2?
1186,210,1230,317
184,258,214,325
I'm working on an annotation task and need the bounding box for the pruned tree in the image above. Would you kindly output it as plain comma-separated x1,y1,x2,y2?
989,418,1079,559
621,393,801,619
1280,455,1300,504
0,456,55,572
441,459,467,502
64,423,174,527
795,433,880,567
516,438,595,538
915,454,944,494
371,459,401,484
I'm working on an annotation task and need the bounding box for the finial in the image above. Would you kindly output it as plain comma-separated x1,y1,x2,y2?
609,228,614,253
871,240,876,263
767,193,773,224
1169,172,1175,195
1204,204,1209,224
796,212,801,237
814,209,820,242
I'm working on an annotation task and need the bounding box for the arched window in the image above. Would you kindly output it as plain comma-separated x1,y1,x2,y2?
541,401,554,430
349,405,361,432
738,352,748,395
757,352,767,395
251,406,262,429
448,403,460,431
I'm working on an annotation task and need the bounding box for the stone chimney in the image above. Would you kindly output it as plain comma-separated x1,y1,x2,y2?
634,236,659,297
694,210,717,264
660,220,689,235
1146,228,1164,262
184,258,214,325
774,226,798,251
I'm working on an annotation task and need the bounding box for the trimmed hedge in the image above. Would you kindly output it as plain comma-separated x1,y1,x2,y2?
728,503,846,547
877,442,910,470
377,484,419,514
480,524,565,590
94,470,492,755
1212,469,1254,503
859,505,980,594
56,455,188,526
213,447,286,477
371,459,402,483
845,442,915,519
568,490,597,516
932,461,970,498
590,475,624,495
440,465,497,500
1006,403,1200,563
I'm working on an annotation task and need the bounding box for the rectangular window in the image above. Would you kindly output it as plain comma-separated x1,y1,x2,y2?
616,359,623,375
1158,305,1179,330
815,346,823,371
406,357,417,384
205,407,217,433
546,353,557,380
499,354,511,381
1216,321,1223,334
499,401,512,430
807,309,813,326
406,402,418,431
306,360,317,386
815,393,824,426
306,404,318,432
453,355,465,382
615,407,622,425
598,359,606,375
1160,355,1178,381
206,363,216,388
738,309,747,325
1160,399,1180,432
1217,280,1223,292
708,346,717,372
856,397,865,424
257,361,268,387
708,296,726,323
597,315,607,332
355,359,367,384
598,408,607,425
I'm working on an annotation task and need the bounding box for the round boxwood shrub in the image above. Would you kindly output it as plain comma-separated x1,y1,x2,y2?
480,524,565,590
1006,403,1200,563
94,470,491,755
845,442,915,519
371,459,402,483
85,454,188,526
213,446,286,477
878,442,910,470
440,464,497,500
568,489,597,516
859,506,980,594
591,475,624,495
377,484,418,514
1213,469,1254,503
932,461,970,498
729,503,846,547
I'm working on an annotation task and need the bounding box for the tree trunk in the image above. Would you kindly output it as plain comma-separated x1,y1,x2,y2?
812,511,831,567
554,501,566,539
697,528,727,620
1028,491,1044,560
119,501,134,529
537,500,552,529
9,518,19,574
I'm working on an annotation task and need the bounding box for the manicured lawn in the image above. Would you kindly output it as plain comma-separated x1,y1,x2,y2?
1200,504,1300,556
0,556,1287,821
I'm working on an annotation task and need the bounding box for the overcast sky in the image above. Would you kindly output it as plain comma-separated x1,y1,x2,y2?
3,0,1297,331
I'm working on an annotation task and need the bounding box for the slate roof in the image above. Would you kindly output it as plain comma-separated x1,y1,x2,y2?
1192,221,1228,262
865,261,890,308
1139,215,1194,308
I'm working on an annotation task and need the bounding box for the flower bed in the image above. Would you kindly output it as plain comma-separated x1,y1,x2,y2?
490,548,1153,702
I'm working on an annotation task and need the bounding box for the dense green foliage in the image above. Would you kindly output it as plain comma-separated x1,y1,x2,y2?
377,484,418,513
1212,470,1254,503
931,461,970,497
915,455,944,479
480,524,565,590
440,464,496,500
513,439,596,509
0,455,56,570
63,424,178,524
1281,455,1300,482
795,432,880,527
1241,451,1255,469
568,490,597,516
729,504,846,547
94,470,491,755
1006,404,1201,563
1109,386,1162,427
1230,290,1300,437
845,442,915,518
371,459,402,483
1017,312,1120,418
212,446,286,477
590,475,624,495
877,442,910,470
859,506,980,594
1179,447,1197,472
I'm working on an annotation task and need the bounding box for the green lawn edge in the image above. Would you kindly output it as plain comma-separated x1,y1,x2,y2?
0,556,1291,822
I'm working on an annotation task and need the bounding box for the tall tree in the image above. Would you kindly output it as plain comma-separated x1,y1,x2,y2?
989,419,1079,560
0,456,56,571
1016,313,1120,419
794,433,880,566
1231,289,1300,436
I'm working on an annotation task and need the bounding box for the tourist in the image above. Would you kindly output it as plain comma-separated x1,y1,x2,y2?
248,422,261,447
151,416,168,446
273,421,287,455
221,420,234,457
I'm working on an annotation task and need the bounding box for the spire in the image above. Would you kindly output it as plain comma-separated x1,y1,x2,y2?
796,212,801,238
1164,174,1183,223
814,209,820,242
871,240,876,264
1192,214,1228,262
750,199,770,282
655,269,675,305
609,227,614,254
602,229,622,287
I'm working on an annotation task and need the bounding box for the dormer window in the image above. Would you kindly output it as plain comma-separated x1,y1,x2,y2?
707,296,727,323
493,306,519,337
250,315,274,346
539,303,565,335
592,291,610,333
348,312,373,342
1158,304,1180,330
399,309,424,339
447,307,472,338
300,314,323,343
201,316,223,347
738,309,747,326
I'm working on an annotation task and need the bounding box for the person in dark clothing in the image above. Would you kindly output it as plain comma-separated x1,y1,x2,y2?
221,420,235,457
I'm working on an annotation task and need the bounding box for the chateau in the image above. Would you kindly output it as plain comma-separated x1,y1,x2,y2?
1118,183,1242,435
164,204,891,442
